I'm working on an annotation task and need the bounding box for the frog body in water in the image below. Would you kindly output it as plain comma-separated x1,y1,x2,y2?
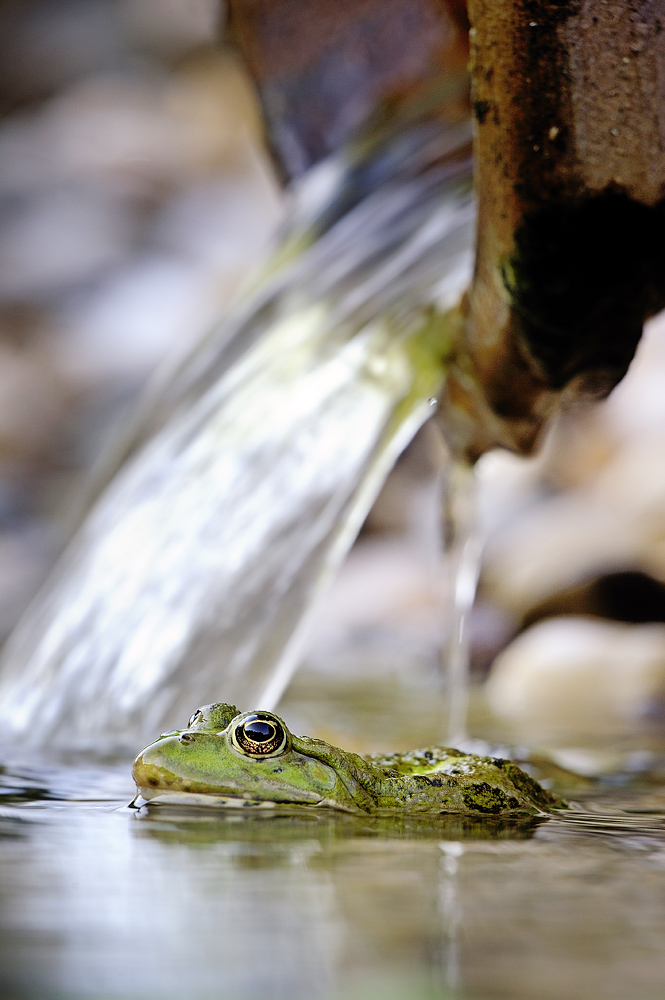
132,703,564,816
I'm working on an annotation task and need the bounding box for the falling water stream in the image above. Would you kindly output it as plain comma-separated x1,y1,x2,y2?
441,458,483,747
0,106,475,752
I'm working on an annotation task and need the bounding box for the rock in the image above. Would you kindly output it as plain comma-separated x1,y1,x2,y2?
485,617,665,732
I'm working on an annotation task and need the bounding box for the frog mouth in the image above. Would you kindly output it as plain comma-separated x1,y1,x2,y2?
133,785,359,812
132,748,360,811
134,786,279,808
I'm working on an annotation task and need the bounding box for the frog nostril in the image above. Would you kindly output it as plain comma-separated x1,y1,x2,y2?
179,733,196,744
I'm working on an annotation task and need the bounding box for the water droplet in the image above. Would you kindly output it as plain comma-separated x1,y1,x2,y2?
428,397,438,407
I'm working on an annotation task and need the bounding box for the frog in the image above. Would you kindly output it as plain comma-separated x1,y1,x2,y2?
132,703,565,815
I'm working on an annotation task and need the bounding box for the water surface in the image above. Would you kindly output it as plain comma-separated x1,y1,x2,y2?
2,755,665,1000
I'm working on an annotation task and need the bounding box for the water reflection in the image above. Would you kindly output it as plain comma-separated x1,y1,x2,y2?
438,841,463,994
2,761,665,1000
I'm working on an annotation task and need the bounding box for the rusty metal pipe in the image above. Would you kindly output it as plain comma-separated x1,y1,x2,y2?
457,0,665,457
228,0,665,459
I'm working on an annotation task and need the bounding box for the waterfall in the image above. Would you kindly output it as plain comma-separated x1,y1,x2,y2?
0,112,475,752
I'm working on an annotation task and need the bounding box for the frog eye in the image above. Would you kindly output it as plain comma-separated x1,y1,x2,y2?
230,712,289,758
188,709,203,728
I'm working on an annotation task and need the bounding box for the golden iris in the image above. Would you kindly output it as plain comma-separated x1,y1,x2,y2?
230,712,288,758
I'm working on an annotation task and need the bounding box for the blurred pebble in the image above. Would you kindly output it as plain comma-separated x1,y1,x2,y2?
0,341,68,459
151,166,282,267
0,185,136,300
119,0,222,58
486,617,665,730
0,1,126,109
51,256,227,382
482,494,644,615
0,51,265,201
0,528,53,637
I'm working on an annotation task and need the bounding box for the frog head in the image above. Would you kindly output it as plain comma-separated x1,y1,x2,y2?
132,704,372,812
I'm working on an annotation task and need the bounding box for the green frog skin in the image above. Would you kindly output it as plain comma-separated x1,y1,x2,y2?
132,703,564,816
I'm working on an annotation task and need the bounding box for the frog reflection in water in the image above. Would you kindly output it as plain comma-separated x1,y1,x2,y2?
132,703,565,815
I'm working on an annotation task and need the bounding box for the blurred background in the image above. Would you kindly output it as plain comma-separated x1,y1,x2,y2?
1,0,665,763
0,0,282,634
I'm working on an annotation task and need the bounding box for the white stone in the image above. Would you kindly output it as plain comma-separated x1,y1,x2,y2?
486,617,665,729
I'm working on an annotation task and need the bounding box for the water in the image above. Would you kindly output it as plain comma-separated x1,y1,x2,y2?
439,457,483,746
0,111,474,753
2,754,665,1000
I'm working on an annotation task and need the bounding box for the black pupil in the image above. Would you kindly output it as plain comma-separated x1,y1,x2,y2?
244,721,274,743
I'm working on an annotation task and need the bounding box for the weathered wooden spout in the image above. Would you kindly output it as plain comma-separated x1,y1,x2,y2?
229,0,665,460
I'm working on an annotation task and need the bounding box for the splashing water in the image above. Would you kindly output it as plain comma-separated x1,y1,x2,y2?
0,110,475,752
